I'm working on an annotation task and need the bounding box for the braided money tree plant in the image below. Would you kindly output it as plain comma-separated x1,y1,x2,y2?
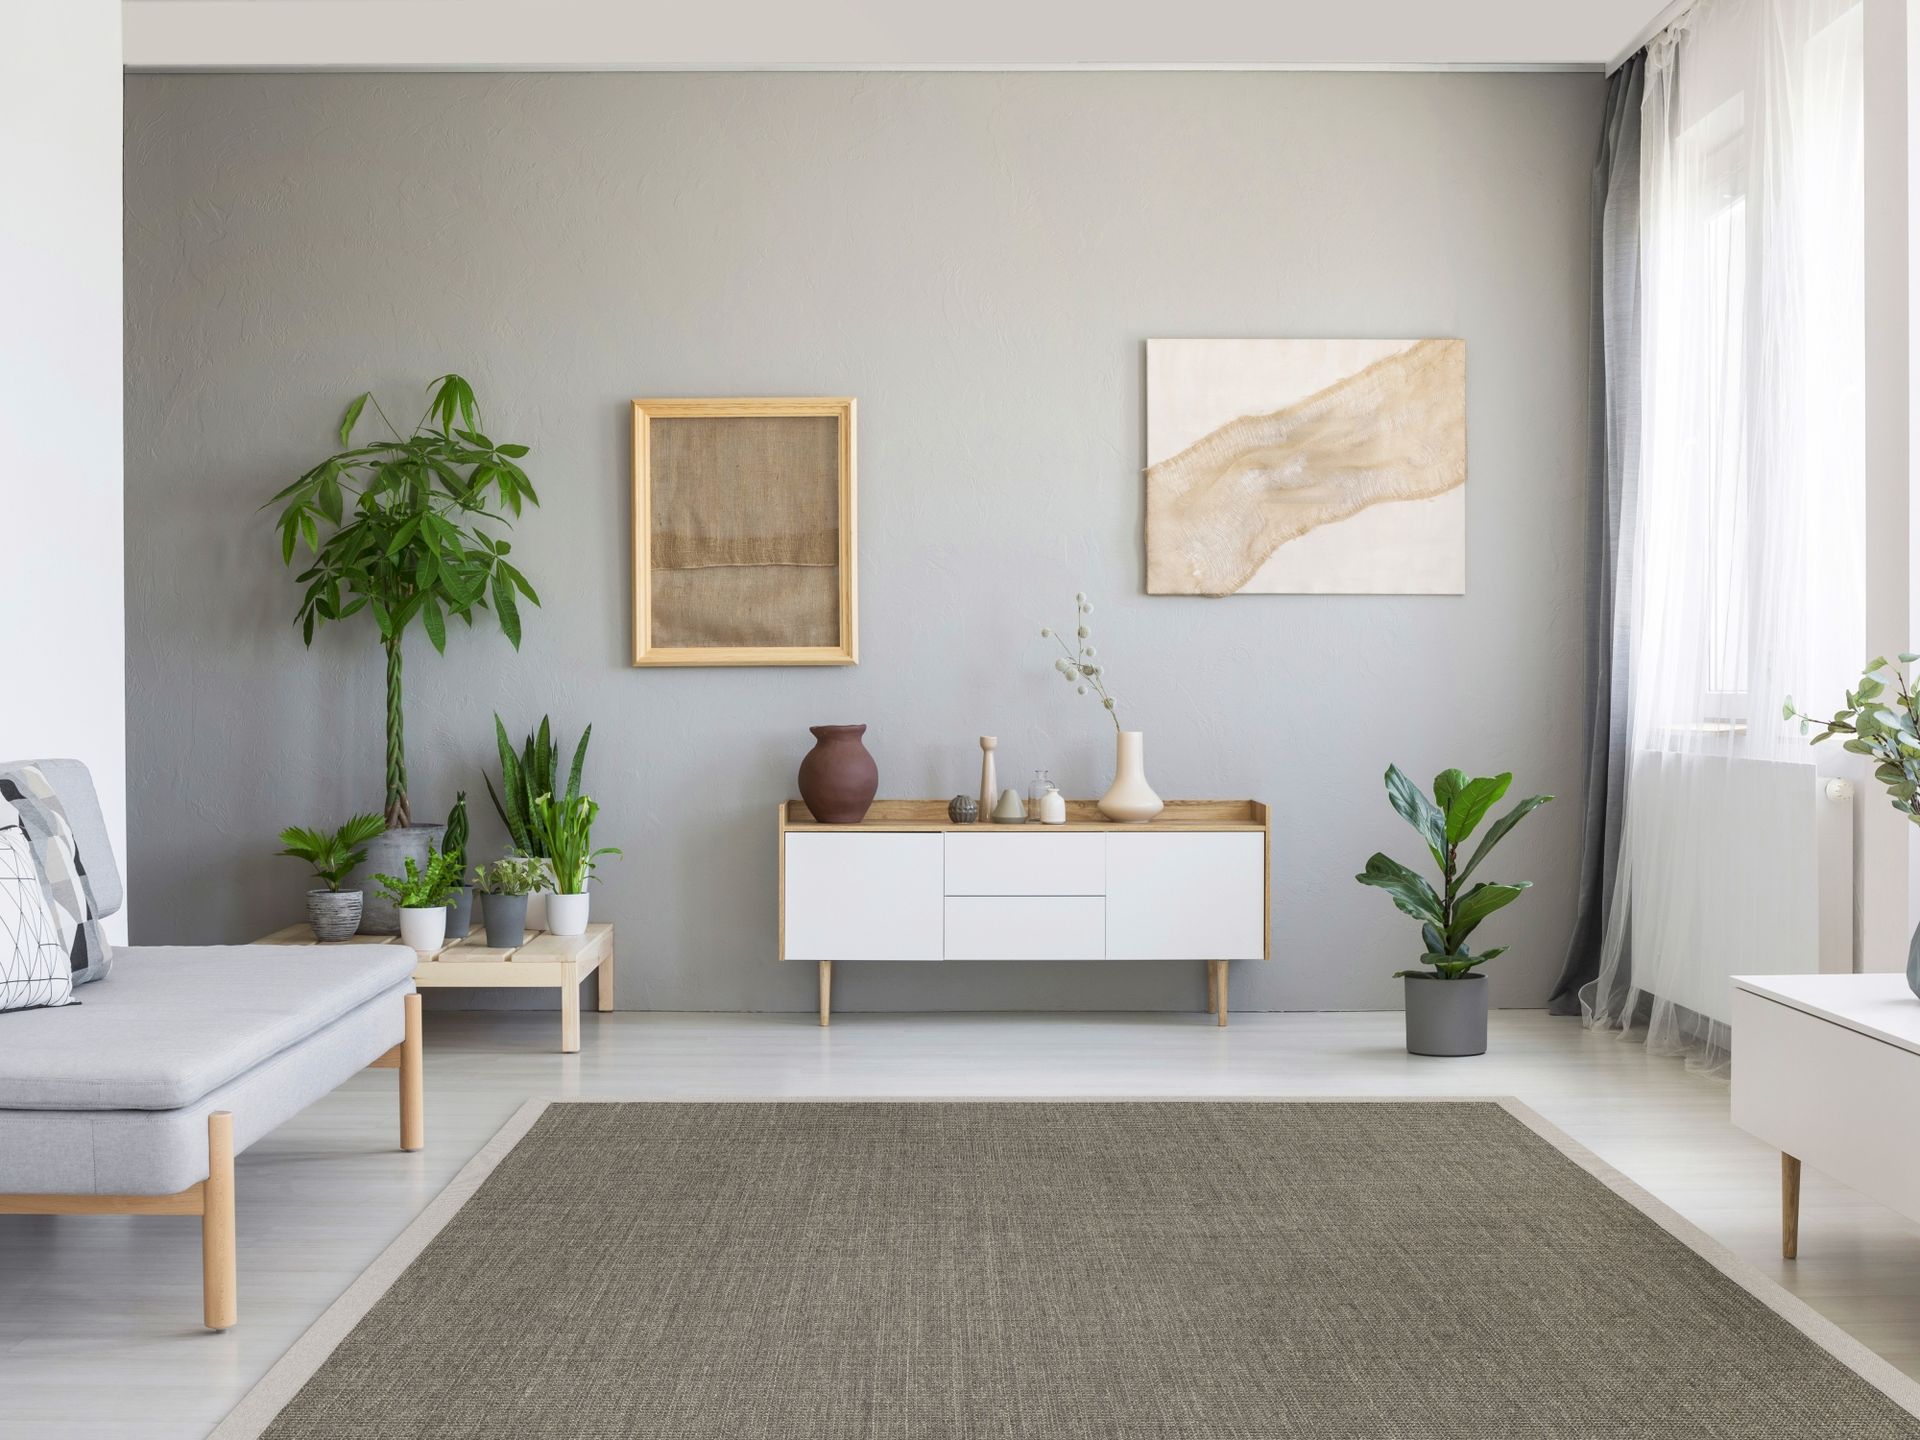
269,375,540,831
1356,765,1553,1056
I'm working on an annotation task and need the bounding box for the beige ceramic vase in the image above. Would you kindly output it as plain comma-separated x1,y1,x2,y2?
1098,730,1163,823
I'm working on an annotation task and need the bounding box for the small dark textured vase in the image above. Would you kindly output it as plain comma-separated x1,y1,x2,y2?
798,724,879,823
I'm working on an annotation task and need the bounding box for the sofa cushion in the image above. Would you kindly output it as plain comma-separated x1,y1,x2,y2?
0,758,122,919
0,943,417,1111
0,818,74,1012
0,766,113,984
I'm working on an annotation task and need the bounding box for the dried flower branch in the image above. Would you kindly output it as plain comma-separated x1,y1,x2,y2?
1039,592,1119,733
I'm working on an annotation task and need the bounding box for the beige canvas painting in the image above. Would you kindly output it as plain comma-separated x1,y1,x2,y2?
1146,338,1467,595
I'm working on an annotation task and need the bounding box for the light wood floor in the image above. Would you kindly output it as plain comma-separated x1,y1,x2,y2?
4,1006,1919,1438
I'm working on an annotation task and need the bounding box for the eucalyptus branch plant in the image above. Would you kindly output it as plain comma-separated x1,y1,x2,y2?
1356,766,1553,979
1785,653,1920,823
267,375,541,830
1039,592,1119,731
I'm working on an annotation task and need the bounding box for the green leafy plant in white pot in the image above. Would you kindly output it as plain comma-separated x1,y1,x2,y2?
487,712,590,930
473,855,545,948
527,792,621,937
276,813,386,940
374,845,461,953
1356,766,1553,1057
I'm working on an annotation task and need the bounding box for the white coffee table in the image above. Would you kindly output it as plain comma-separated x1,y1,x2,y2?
1732,972,1920,1258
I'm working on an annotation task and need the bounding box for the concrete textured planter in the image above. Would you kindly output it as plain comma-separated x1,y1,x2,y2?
445,885,474,940
1403,974,1488,1057
482,891,528,948
352,824,444,934
306,888,363,942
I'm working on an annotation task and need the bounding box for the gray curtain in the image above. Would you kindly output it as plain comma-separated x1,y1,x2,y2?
1549,53,1644,1017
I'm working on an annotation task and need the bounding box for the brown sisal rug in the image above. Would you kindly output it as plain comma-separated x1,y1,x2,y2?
215,1100,1920,1439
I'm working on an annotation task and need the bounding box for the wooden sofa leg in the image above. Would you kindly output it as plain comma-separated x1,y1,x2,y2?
400,993,425,1153
202,1111,236,1332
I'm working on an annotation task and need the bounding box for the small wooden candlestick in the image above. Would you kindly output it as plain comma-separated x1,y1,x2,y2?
978,736,998,819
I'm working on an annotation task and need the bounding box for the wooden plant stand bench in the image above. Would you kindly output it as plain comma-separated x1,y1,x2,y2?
258,922,615,1054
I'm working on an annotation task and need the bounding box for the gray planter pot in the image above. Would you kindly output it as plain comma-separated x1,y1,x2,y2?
1403,974,1488,1057
306,888,364,942
352,824,445,934
482,890,528,949
445,885,474,940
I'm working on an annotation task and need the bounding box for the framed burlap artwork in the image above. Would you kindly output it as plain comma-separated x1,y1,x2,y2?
630,398,858,666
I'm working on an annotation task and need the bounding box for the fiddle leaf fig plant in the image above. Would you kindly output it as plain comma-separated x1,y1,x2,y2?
1784,654,1920,822
1356,766,1553,979
267,375,541,830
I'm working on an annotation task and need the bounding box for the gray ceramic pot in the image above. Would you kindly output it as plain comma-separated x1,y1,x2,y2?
445,885,474,940
1403,974,1488,1057
352,824,445,934
307,888,364,942
483,890,528,949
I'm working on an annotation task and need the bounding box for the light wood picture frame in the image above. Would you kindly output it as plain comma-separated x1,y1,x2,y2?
630,397,858,667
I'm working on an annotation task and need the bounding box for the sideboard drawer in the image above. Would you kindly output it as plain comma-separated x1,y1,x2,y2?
943,833,1106,896
944,897,1106,960
784,834,943,960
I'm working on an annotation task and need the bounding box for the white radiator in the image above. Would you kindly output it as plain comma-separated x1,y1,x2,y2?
1627,752,1852,1026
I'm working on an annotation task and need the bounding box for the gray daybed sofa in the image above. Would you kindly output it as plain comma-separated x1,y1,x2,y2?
0,759,423,1331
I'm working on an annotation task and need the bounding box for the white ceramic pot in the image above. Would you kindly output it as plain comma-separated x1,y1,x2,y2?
546,891,590,936
1097,730,1164,823
523,888,548,932
397,904,448,953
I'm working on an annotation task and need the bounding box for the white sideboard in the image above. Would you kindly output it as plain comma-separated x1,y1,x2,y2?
779,799,1270,1025
1731,973,1920,1259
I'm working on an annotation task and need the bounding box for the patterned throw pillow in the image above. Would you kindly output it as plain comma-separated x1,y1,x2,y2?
0,767,112,985
0,804,75,1011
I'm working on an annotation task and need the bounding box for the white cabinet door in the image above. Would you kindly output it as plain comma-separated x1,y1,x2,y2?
1105,833,1265,960
784,834,943,960
943,833,1106,895
944,898,1106,959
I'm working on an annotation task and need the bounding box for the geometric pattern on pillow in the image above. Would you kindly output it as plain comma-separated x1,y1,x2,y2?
0,767,112,985
0,811,75,1011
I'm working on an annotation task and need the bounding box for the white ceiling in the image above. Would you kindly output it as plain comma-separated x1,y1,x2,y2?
123,1,1678,73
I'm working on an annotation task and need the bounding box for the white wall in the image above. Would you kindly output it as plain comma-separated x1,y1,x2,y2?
0,1,127,939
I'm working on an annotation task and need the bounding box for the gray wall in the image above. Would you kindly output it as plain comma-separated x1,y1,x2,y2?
124,71,1599,1013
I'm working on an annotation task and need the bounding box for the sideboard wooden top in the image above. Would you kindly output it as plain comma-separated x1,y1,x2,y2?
780,799,1268,832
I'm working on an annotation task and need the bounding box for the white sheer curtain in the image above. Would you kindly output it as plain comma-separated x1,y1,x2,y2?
1585,0,1864,1071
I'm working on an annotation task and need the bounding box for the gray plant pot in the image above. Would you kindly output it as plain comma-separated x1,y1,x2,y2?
445,885,474,940
307,888,364,942
483,890,528,949
1404,974,1488,1057
352,824,445,934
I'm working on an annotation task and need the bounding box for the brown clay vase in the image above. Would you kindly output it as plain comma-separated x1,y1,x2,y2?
797,724,879,823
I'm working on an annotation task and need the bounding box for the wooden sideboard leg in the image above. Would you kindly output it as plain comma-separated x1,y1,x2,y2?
1211,960,1228,1027
399,993,425,1152
202,1111,237,1332
560,972,582,1054
1782,1153,1801,1259
819,960,833,1028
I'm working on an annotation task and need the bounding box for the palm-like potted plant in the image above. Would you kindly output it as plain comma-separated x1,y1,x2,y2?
441,792,473,938
1356,766,1552,1056
527,792,621,936
267,375,540,931
276,813,386,940
374,845,461,953
472,855,545,948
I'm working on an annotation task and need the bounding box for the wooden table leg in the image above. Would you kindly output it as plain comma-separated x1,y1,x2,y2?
202,1111,236,1332
1782,1153,1801,1259
819,960,832,1028
560,970,581,1053
399,993,424,1152
596,934,615,1013
1211,960,1228,1027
